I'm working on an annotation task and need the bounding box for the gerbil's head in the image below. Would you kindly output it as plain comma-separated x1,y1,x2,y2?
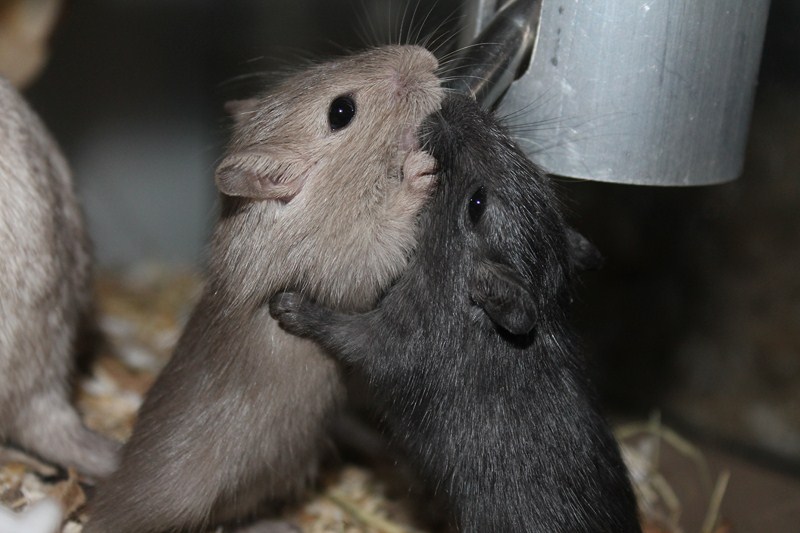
420,95,599,337
215,45,442,203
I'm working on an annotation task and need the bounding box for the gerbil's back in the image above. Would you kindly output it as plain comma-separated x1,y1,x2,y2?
0,77,88,277
0,76,91,395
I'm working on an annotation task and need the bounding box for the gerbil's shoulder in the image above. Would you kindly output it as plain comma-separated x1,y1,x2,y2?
0,76,38,143
0,75,72,195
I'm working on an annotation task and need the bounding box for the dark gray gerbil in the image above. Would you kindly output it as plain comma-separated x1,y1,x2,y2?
86,45,442,533
0,76,119,478
270,94,641,532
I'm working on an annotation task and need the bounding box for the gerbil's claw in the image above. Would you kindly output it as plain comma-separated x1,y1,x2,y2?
268,292,312,338
402,151,438,194
268,292,303,318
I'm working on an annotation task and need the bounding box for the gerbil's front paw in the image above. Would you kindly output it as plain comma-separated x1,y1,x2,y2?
401,150,437,197
269,292,316,338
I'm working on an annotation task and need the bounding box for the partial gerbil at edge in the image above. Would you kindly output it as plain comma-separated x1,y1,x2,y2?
0,76,119,480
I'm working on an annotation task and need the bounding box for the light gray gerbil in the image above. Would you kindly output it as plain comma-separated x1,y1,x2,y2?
0,76,119,478
86,45,443,533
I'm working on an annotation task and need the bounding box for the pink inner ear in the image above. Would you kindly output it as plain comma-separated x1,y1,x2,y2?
250,169,305,202
215,153,307,202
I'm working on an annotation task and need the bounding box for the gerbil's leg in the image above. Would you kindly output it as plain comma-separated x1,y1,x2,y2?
87,308,337,533
269,293,374,366
10,390,119,479
0,447,57,474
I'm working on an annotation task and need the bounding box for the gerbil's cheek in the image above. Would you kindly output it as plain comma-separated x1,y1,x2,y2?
469,262,538,337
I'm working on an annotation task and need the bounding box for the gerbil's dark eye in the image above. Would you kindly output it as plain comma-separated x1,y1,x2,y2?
467,187,487,225
328,95,356,131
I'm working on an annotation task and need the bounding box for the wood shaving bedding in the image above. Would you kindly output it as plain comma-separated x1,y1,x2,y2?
0,266,727,532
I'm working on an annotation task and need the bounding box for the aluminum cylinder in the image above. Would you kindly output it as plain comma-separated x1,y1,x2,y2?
463,0,771,186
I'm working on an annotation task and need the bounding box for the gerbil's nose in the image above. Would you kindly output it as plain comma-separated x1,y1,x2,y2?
399,45,439,74
391,46,440,98
413,45,439,72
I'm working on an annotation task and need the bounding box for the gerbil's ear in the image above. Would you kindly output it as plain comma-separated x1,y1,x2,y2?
224,99,259,125
215,149,307,201
470,262,538,336
567,228,603,271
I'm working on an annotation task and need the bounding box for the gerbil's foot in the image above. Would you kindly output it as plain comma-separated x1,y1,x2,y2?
66,427,120,480
270,293,371,365
401,150,437,196
269,292,321,339
11,394,120,480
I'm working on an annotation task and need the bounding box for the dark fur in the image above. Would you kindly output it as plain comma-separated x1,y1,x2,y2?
270,95,641,532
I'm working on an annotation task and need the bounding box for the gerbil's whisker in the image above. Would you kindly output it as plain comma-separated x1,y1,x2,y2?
424,29,453,57
421,17,463,58
435,41,502,66
424,26,458,58
495,91,560,123
398,0,412,45
406,0,423,46
353,0,378,49
418,6,462,53
322,37,361,57
436,59,501,84
436,59,497,76
412,0,434,46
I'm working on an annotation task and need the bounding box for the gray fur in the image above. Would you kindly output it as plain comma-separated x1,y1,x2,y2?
86,45,443,533
0,76,119,478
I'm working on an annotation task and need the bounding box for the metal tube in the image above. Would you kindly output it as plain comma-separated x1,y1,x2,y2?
457,0,771,186
445,0,542,108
